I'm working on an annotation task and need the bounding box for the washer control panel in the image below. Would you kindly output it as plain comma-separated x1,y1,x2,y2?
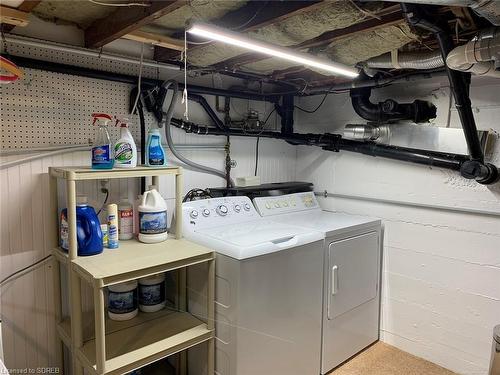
253,192,319,217
183,196,260,230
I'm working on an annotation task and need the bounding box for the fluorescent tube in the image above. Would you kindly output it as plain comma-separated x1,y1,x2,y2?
187,22,359,79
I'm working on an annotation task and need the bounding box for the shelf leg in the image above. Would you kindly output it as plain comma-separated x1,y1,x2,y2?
67,179,84,375
52,257,64,369
207,257,215,375
175,169,183,239
94,287,106,374
178,267,187,375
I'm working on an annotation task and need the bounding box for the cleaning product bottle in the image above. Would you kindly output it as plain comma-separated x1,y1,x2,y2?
91,113,114,169
114,117,137,168
145,127,167,167
138,185,168,243
60,196,103,256
107,203,119,249
118,197,133,240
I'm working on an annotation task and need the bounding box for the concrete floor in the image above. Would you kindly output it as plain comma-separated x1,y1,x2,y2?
330,342,456,375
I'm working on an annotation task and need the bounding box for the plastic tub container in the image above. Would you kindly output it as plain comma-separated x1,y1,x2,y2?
107,280,138,321
139,274,166,313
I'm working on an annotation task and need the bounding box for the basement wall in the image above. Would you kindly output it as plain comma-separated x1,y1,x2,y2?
294,76,500,375
0,59,296,372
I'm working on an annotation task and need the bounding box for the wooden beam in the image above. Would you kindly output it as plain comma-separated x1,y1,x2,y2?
1,1,40,32
122,30,184,51
0,5,29,27
85,0,185,49
212,7,403,71
154,0,324,61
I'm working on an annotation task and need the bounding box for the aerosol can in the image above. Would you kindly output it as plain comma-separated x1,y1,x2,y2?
114,116,137,168
91,113,114,169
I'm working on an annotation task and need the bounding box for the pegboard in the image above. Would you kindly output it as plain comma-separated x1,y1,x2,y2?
0,40,160,150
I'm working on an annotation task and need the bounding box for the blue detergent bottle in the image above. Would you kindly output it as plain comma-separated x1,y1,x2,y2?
145,128,167,167
60,196,103,256
92,113,114,169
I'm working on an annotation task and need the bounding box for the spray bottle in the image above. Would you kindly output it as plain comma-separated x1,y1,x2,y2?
114,116,137,168
91,113,114,169
145,127,167,167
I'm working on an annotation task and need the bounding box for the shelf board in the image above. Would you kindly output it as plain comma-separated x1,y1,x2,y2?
50,165,180,181
65,238,213,287
59,309,212,375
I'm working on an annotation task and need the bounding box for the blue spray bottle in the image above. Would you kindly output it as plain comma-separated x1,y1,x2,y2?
145,127,167,167
91,113,114,169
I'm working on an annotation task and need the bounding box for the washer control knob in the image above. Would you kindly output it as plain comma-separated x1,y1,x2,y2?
244,203,251,211
234,204,241,213
216,205,228,216
202,209,210,217
190,210,199,219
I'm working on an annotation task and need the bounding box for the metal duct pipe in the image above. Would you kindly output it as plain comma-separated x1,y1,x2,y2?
343,124,387,141
364,50,444,70
365,0,500,25
446,28,500,77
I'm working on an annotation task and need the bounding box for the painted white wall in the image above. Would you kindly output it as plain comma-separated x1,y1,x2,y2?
0,46,295,373
295,76,500,375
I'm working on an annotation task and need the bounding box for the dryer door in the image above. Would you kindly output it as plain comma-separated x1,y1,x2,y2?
322,230,381,374
327,231,379,320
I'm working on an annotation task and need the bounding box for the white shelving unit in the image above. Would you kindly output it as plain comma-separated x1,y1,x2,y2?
49,166,215,375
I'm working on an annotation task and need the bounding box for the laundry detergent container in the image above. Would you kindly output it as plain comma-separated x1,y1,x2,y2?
60,196,103,256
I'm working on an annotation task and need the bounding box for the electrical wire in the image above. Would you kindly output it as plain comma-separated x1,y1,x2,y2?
0,255,52,287
130,43,144,116
88,0,150,6
96,188,110,216
294,86,334,113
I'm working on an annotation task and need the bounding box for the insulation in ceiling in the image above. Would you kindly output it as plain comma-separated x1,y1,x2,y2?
33,1,119,28
186,0,379,67
238,22,417,76
146,0,248,33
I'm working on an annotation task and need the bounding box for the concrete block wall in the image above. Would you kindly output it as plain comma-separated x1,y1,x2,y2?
295,76,500,374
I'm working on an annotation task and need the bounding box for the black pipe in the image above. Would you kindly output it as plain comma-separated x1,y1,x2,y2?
171,117,474,173
10,55,280,102
350,86,436,123
129,87,146,193
187,93,227,131
170,118,341,147
401,4,484,161
335,139,467,171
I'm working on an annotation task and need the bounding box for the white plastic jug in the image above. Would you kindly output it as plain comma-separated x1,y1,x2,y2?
138,186,168,243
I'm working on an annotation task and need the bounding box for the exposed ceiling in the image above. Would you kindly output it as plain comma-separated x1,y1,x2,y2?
1,0,477,89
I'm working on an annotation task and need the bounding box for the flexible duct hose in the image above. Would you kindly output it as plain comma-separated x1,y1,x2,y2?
364,50,444,70
158,80,234,186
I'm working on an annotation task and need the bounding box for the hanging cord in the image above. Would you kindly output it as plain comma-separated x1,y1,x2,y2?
182,31,189,121
0,255,52,287
130,43,144,116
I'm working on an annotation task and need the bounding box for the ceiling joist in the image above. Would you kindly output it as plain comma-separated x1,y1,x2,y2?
213,6,404,71
154,0,323,61
122,30,184,51
1,1,40,32
85,0,185,49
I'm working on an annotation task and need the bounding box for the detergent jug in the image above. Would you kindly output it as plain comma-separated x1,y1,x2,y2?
138,185,168,243
60,196,103,256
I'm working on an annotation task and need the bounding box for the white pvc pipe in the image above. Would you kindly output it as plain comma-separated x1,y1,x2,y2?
2,35,180,71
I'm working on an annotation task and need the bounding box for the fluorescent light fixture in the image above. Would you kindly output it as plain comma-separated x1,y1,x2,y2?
187,22,359,79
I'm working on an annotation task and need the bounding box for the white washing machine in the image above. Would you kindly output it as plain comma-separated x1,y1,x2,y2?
182,196,325,375
253,192,382,374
